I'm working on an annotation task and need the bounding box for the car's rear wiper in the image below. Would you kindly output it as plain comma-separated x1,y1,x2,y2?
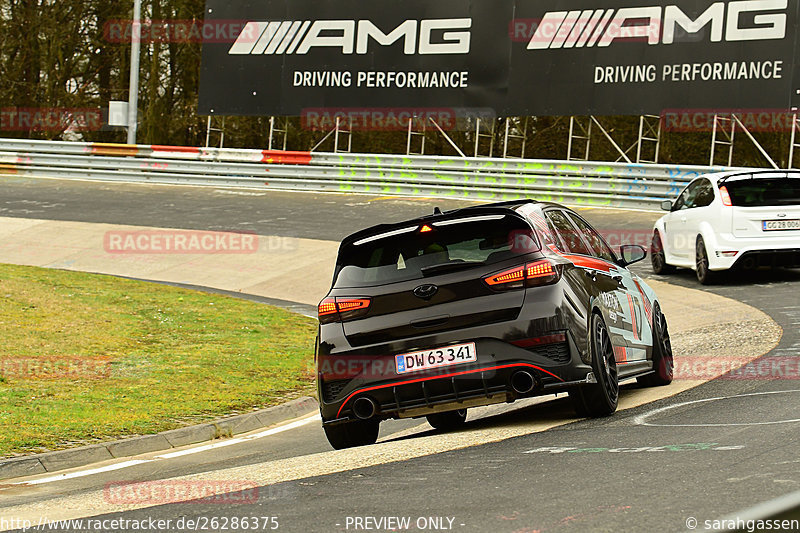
420,261,484,277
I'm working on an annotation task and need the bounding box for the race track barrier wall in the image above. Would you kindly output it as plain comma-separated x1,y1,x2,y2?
0,138,746,211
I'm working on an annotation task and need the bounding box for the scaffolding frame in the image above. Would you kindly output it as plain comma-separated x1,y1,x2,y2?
405,116,466,157
406,117,427,155
731,114,779,169
204,116,225,149
310,117,353,153
710,114,735,167
711,113,779,169
568,115,662,164
205,112,800,169
567,116,592,161
473,117,497,158
268,116,289,151
636,115,662,163
333,117,352,153
502,117,529,158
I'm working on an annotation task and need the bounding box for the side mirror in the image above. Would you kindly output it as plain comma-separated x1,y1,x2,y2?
619,244,647,267
661,200,673,211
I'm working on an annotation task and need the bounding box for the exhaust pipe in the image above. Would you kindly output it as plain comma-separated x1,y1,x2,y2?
511,371,536,395
352,397,378,420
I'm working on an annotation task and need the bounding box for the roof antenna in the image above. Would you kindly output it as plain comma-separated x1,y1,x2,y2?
434,207,442,215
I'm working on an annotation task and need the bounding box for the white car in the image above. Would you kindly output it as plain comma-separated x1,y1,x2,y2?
652,170,800,284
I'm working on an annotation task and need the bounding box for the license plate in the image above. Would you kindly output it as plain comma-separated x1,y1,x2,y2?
395,342,477,375
763,220,800,231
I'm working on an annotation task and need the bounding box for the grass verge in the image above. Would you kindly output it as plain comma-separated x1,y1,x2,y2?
0,264,317,458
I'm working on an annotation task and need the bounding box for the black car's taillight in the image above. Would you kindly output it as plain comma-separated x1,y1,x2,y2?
318,297,371,324
483,259,560,290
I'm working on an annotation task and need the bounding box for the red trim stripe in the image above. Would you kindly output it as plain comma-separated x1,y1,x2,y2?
261,150,312,165
511,333,567,348
627,294,639,340
335,363,564,418
614,346,627,363
563,255,617,273
632,279,653,324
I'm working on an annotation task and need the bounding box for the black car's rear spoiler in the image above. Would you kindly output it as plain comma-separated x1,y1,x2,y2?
339,203,537,249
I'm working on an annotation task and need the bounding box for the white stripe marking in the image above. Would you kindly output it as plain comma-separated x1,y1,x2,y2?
275,21,303,55
265,21,294,55
563,10,595,48
286,21,310,55
239,414,322,439
154,438,248,459
576,10,606,48
19,460,152,486
551,10,582,49
13,414,321,486
251,22,282,55
527,12,567,50
156,415,321,459
228,22,270,55
634,390,800,427
587,10,614,47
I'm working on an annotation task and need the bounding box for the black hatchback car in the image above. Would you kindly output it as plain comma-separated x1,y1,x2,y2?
316,200,673,449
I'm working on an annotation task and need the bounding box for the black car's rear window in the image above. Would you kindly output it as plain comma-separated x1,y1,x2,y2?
723,177,800,207
334,215,539,287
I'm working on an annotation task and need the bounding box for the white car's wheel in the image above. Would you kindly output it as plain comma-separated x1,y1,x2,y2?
695,237,722,285
651,232,675,275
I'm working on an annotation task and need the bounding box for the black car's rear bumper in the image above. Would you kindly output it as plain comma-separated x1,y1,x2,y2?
318,335,593,425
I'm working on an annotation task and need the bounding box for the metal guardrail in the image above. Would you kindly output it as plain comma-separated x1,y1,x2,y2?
0,138,744,210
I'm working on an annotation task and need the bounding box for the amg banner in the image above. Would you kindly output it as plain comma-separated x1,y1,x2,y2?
199,0,800,117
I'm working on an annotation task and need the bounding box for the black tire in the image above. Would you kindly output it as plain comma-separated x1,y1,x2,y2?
426,409,467,431
569,313,619,418
637,304,674,387
695,237,721,285
323,419,380,450
651,231,675,275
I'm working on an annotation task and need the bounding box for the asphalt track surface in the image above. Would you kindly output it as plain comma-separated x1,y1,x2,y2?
2,178,799,532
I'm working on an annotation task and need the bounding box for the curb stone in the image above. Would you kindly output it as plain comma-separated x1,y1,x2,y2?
0,396,318,482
